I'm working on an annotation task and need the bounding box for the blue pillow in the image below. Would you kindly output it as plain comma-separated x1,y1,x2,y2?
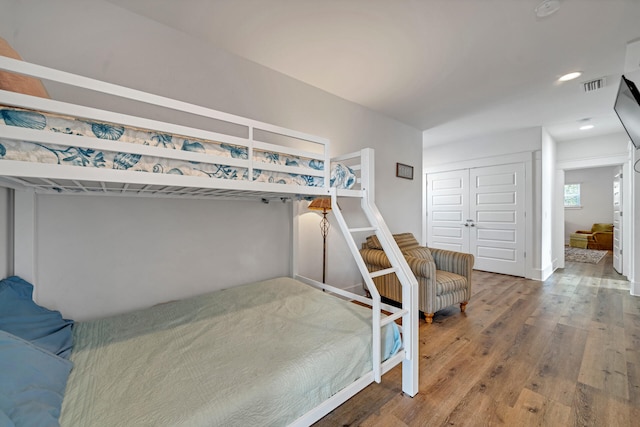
0,411,14,427
0,330,72,426
0,276,74,359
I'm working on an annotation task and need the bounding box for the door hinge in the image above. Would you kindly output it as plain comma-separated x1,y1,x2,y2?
620,211,623,217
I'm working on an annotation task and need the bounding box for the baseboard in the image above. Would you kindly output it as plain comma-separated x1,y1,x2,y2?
631,281,640,297
552,256,563,271
530,263,555,281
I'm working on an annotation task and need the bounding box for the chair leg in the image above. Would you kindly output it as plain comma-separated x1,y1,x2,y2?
424,313,434,324
460,301,468,313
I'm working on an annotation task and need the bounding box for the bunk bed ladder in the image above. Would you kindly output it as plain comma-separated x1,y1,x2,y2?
329,188,419,397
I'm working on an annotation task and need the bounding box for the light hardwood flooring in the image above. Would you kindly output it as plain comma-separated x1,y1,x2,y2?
315,253,640,426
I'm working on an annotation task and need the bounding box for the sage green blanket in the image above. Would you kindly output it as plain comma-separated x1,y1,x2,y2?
60,277,400,426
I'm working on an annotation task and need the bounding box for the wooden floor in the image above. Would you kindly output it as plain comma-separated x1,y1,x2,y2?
315,253,640,426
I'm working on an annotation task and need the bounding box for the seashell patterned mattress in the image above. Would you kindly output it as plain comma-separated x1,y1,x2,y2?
0,106,356,189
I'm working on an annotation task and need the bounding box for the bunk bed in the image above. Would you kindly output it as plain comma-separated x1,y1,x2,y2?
0,54,419,426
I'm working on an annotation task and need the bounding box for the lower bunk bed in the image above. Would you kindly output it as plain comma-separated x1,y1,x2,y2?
2,276,403,426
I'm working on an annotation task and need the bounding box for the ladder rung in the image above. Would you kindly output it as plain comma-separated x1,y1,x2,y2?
349,226,377,233
381,309,408,326
370,267,397,278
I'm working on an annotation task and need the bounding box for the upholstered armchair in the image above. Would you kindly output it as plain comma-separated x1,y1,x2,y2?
360,233,474,324
569,223,613,250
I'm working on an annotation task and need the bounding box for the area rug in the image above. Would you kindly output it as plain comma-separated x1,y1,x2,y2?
565,246,608,264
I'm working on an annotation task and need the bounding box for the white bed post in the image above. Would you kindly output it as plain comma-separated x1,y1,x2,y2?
14,189,36,285
401,262,419,397
361,148,374,203
291,199,300,279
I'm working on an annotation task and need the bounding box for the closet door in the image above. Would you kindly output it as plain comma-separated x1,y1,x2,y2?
426,169,469,253
613,170,623,274
427,162,526,277
469,163,526,276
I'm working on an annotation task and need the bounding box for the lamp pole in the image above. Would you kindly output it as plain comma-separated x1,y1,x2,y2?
319,208,330,283
308,197,332,284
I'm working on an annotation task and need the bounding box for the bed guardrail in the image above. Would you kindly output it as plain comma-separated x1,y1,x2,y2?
0,56,334,197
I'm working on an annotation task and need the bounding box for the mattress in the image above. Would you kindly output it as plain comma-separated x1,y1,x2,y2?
0,106,356,189
59,277,401,426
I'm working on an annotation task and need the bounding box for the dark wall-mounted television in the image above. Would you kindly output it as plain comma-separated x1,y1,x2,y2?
614,75,640,149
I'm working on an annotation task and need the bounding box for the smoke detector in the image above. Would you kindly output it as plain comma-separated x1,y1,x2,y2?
535,0,561,18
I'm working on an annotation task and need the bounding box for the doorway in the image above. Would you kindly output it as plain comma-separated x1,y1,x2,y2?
557,161,629,278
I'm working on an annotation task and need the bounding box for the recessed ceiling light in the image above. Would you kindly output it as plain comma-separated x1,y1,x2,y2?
579,124,594,131
535,0,561,18
559,72,582,82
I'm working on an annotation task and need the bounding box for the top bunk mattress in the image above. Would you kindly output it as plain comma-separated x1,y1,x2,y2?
59,277,401,427
0,106,356,192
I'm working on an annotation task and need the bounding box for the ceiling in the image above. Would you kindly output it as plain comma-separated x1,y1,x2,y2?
106,0,640,146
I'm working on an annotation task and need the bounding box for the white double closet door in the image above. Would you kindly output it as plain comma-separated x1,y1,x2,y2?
427,163,526,277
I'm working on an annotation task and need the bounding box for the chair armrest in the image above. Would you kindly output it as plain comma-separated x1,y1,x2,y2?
359,248,392,268
592,231,613,248
360,249,435,279
404,255,436,279
429,248,474,279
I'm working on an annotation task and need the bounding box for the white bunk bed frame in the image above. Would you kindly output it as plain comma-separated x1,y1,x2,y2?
0,56,419,426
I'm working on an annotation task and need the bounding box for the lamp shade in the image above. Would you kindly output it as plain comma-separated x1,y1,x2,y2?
308,197,332,212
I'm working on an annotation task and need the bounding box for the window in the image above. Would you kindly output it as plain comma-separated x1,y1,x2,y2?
564,183,581,208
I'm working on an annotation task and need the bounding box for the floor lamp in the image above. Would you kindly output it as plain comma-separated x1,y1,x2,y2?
308,197,332,283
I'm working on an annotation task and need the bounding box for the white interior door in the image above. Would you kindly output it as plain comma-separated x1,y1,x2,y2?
427,163,526,277
426,169,469,253
613,169,623,274
469,163,526,276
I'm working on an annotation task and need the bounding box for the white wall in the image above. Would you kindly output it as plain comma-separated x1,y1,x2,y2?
35,195,291,318
540,128,556,279
423,127,542,169
557,132,630,164
625,50,640,296
563,166,616,243
1,0,422,319
632,146,640,294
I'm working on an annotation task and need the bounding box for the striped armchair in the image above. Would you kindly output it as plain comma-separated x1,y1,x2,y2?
360,233,474,324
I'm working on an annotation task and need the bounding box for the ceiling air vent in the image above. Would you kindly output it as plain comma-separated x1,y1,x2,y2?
582,77,606,93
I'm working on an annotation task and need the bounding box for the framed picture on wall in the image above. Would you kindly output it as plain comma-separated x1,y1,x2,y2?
396,163,414,180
